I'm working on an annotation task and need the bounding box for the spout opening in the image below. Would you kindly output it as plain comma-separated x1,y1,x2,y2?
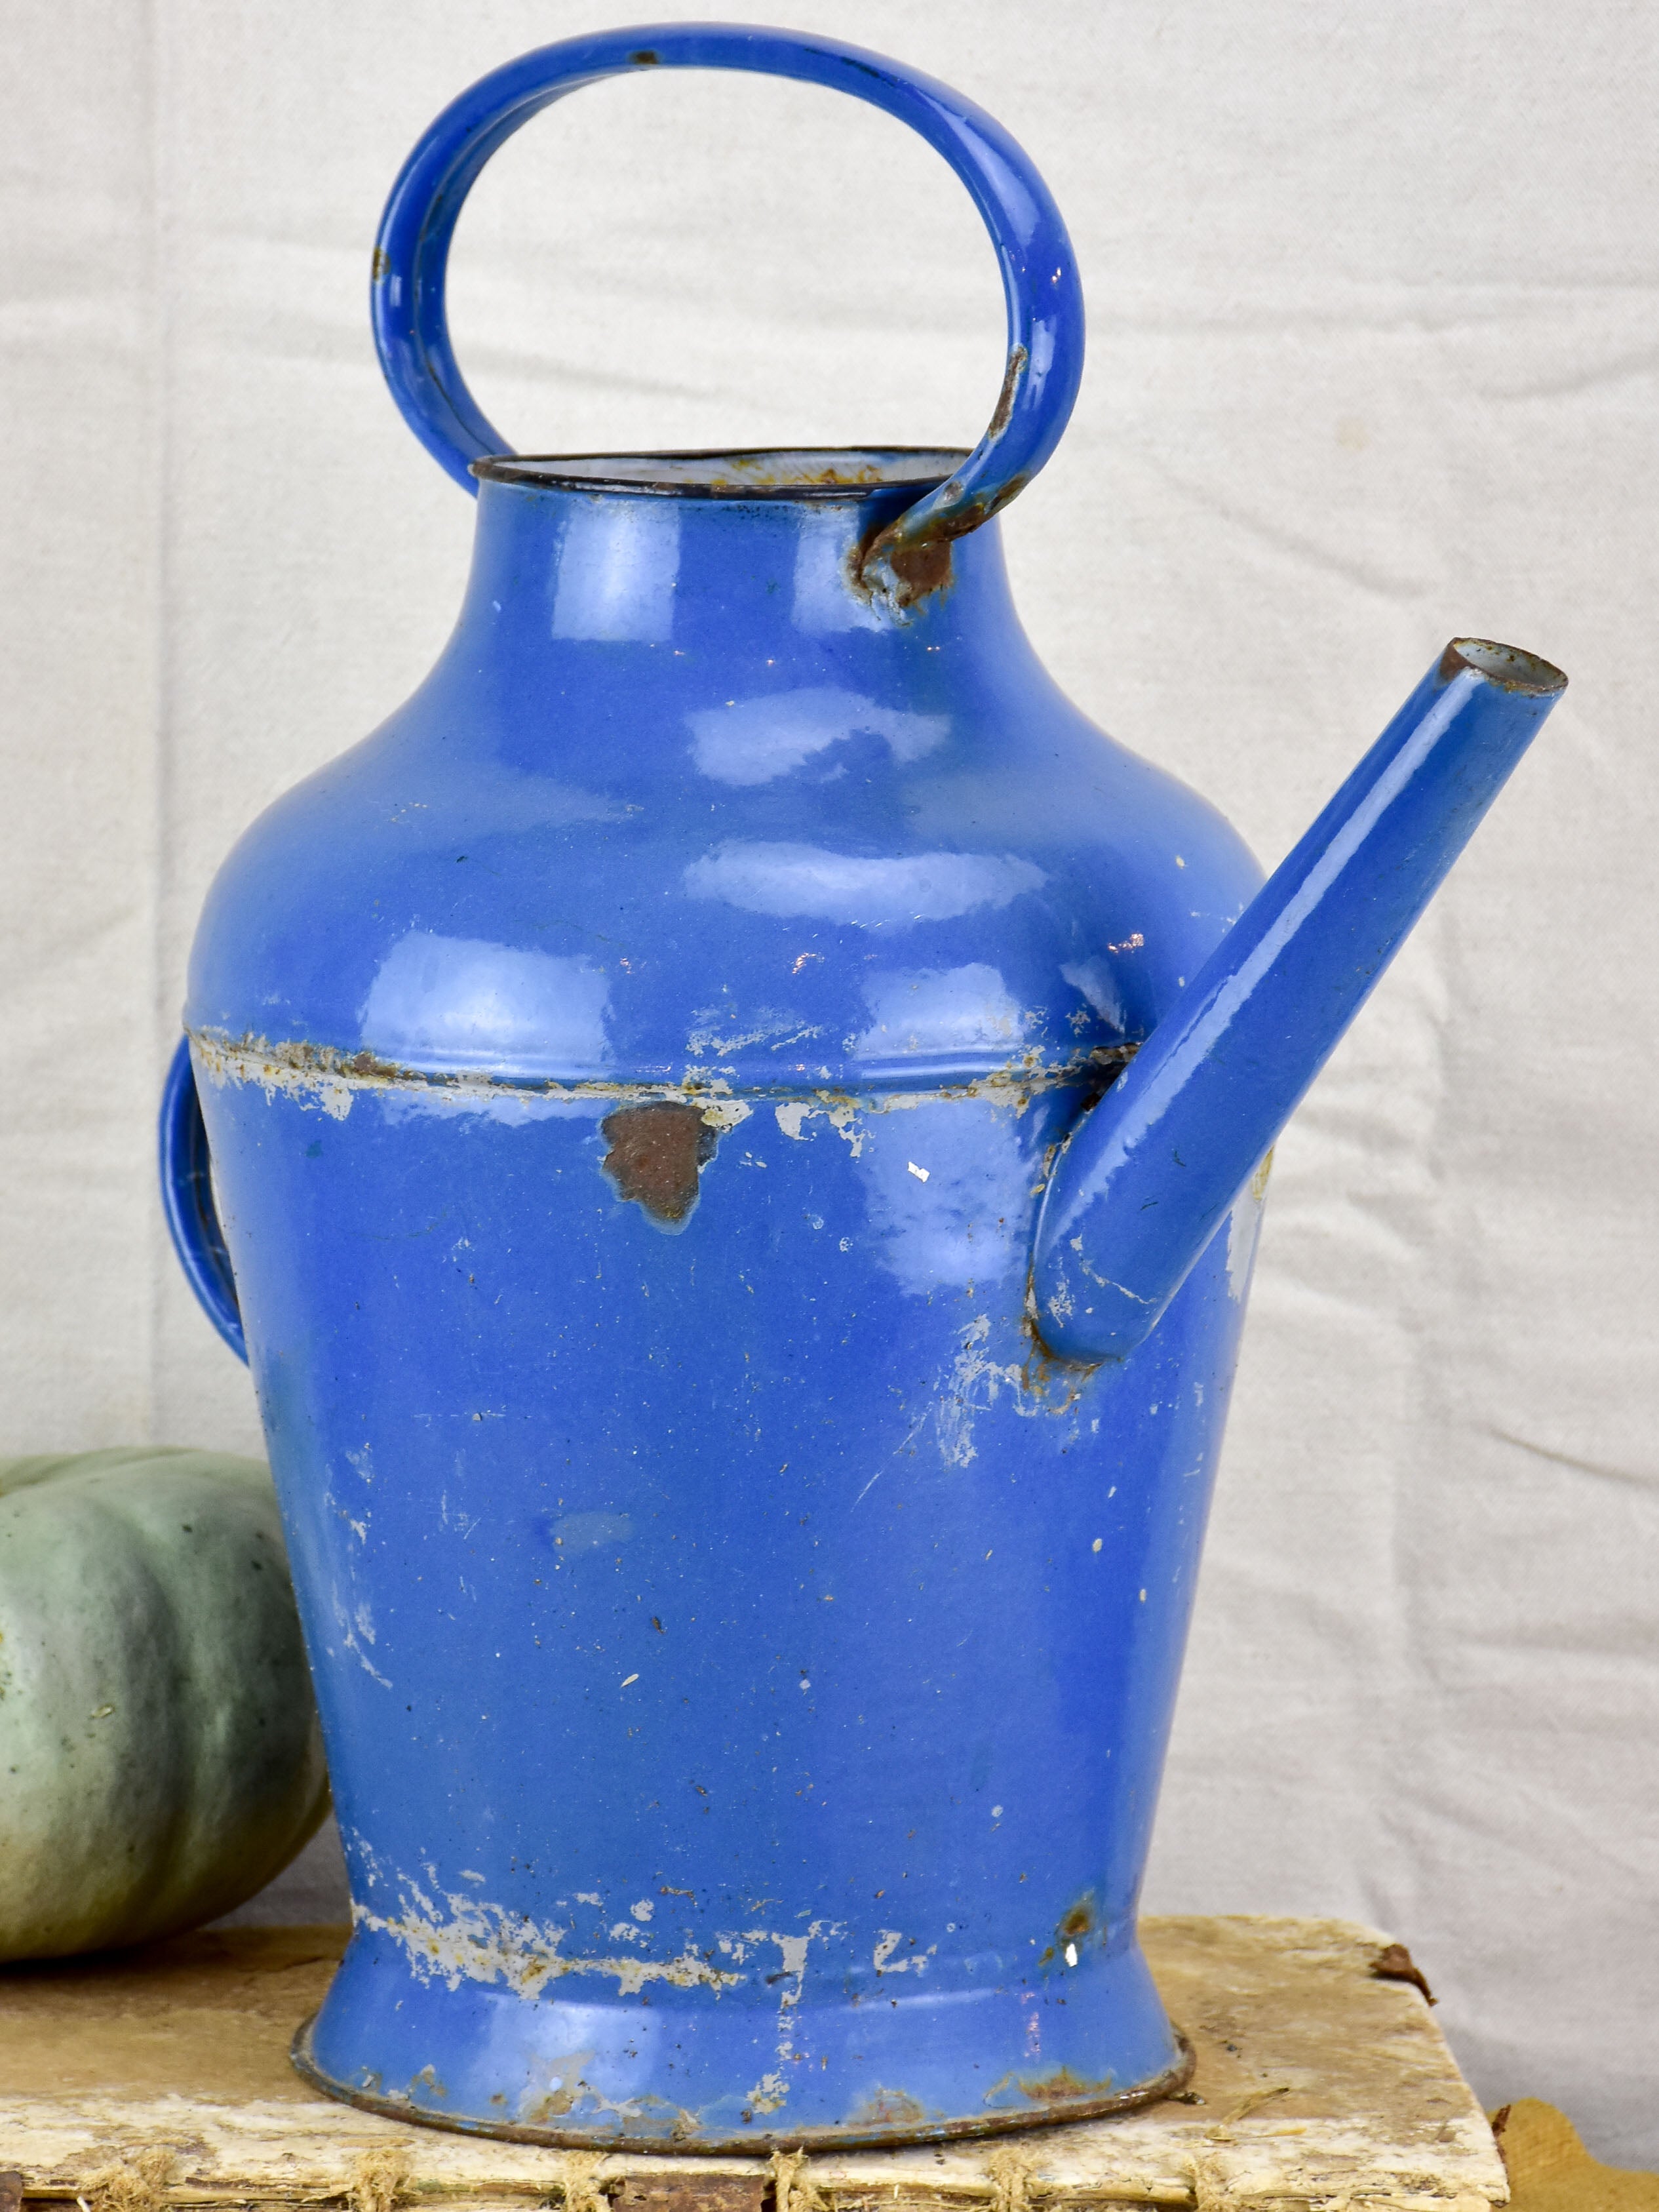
1441,638,1567,696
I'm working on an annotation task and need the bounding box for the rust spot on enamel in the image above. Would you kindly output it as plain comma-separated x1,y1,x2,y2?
1057,1897,1096,1941
886,537,954,604
844,2085,931,2128
341,1048,406,1081
988,343,1029,436
602,1101,719,1226
1019,1322,1091,1403
1015,2063,1112,2104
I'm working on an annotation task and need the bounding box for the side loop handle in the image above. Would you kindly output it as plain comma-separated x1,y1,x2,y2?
372,23,1083,599
159,1036,247,1362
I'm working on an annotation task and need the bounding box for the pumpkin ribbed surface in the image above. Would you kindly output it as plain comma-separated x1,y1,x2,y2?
0,1447,328,1960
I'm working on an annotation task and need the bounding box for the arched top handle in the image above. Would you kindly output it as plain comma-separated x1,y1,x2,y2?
372,22,1085,605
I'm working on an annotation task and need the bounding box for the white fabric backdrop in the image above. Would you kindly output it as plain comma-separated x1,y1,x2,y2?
2,0,1654,2160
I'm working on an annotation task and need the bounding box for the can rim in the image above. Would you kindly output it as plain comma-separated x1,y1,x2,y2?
471,446,971,500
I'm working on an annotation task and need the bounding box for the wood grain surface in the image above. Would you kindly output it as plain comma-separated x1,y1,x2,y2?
0,1916,1505,2211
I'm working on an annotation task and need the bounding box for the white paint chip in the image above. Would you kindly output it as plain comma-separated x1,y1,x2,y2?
1092,1537,1103,1552
1065,1941,1079,1967
907,1160,929,1181
992,1805,1003,1818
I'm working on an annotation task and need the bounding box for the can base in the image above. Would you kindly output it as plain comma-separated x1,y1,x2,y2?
291,2016,1194,2152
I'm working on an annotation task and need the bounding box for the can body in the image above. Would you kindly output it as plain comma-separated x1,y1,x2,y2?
179,464,1266,2143
197,1041,1259,2143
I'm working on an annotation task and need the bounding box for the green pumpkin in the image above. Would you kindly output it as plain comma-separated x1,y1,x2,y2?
0,1447,329,1960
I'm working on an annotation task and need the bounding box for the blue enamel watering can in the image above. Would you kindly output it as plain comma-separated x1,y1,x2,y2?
161,24,1565,2152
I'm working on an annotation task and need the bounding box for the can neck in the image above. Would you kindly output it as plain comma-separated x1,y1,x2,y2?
448,476,1028,673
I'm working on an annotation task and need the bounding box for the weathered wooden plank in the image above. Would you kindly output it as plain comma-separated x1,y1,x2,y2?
0,1918,1505,2212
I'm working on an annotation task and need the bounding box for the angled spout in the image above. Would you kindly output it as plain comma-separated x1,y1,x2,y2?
1031,638,1567,1366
